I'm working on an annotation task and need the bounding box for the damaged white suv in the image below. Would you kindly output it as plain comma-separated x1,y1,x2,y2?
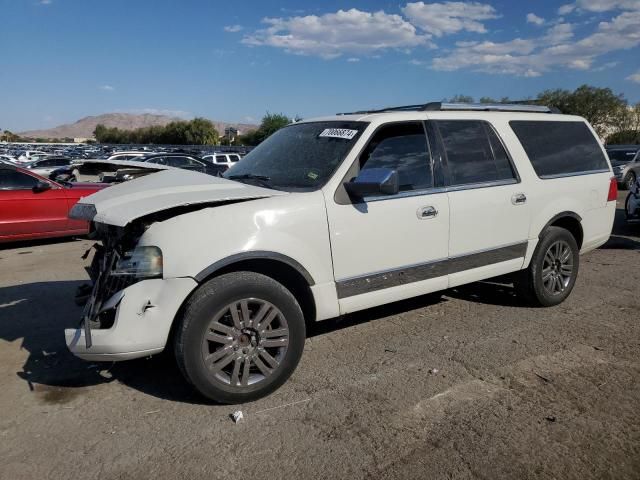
68,102,617,403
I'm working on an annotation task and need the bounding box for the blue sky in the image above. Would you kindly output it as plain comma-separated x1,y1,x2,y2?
1,0,639,131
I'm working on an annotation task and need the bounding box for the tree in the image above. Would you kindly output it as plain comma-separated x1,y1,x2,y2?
239,112,292,146
93,119,219,145
447,94,474,103
1,130,21,142
537,85,627,138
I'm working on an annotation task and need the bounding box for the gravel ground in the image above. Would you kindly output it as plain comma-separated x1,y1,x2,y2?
1,192,639,480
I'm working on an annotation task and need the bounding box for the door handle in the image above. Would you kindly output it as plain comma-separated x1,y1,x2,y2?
417,206,438,219
511,193,527,205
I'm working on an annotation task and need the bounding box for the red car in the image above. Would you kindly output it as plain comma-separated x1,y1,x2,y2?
0,165,108,243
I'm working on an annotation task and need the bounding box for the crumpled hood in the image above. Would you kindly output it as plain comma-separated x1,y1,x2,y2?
69,168,287,227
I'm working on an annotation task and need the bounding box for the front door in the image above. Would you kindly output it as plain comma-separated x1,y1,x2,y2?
0,170,70,237
325,121,450,314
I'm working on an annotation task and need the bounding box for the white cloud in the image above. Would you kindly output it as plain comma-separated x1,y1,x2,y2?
558,0,640,14
432,9,640,76
347,57,360,62
38,0,52,5
526,13,545,25
558,4,577,14
575,0,640,12
542,23,574,44
401,1,499,37
243,8,431,59
627,70,640,82
99,85,115,91
454,38,536,55
224,25,243,33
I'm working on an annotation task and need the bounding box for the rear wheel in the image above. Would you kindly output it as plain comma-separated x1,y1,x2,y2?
624,171,636,190
174,272,305,404
514,226,579,307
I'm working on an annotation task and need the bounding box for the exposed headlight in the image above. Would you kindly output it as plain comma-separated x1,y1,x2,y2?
113,246,163,278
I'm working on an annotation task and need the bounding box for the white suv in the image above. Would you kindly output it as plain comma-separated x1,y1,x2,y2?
202,153,242,170
67,102,617,403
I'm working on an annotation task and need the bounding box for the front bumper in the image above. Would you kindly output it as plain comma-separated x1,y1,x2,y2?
65,277,197,361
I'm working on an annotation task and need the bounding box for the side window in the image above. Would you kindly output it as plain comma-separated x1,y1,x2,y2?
359,122,433,192
0,170,39,190
215,155,227,164
510,121,608,177
55,158,70,166
436,120,516,186
230,155,240,162
147,157,166,165
166,157,189,167
186,158,203,167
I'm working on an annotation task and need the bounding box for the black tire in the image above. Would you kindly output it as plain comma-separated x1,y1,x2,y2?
514,226,580,307
174,271,305,404
623,172,636,191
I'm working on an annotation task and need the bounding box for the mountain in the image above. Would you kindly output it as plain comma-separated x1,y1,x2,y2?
18,113,257,140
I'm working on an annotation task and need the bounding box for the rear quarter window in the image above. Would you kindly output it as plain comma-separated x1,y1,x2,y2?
510,120,608,178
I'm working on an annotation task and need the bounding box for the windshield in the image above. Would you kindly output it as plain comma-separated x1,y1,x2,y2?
224,121,366,191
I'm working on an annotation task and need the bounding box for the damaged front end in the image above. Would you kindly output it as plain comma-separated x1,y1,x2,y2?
76,221,159,348
67,217,197,362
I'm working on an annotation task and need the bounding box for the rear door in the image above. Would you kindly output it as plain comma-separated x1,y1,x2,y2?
0,170,70,237
428,120,530,287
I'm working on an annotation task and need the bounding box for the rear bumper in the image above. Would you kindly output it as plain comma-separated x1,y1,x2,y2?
65,277,197,361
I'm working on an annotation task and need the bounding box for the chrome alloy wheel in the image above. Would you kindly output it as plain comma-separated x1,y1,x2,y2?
201,299,289,387
542,240,574,296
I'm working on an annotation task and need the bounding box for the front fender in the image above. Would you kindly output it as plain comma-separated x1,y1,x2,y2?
137,191,335,286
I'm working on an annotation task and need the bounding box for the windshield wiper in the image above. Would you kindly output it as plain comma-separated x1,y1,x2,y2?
227,174,273,188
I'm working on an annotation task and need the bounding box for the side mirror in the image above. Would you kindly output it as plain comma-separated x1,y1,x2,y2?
344,168,399,198
32,181,52,193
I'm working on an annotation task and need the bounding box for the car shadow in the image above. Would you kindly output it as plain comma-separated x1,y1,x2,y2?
599,200,640,250
307,293,446,338
445,279,522,308
0,236,87,251
1,280,449,405
0,280,204,405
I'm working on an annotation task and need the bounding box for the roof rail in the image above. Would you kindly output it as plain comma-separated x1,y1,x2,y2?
425,102,560,114
337,102,561,115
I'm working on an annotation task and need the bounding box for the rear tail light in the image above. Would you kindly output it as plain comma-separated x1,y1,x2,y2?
607,177,618,202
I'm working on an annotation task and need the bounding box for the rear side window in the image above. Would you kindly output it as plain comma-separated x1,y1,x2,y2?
510,121,608,178
436,120,516,186
359,122,433,192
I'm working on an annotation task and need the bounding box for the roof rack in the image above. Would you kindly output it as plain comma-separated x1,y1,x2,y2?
337,102,561,115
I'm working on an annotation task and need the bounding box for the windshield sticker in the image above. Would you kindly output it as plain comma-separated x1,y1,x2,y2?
319,128,358,140
307,171,319,180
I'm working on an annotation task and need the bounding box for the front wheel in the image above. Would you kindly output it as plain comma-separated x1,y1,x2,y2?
174,272,306,404
514,226,580,307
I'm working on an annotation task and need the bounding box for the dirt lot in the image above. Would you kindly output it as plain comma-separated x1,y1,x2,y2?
1,192,639,480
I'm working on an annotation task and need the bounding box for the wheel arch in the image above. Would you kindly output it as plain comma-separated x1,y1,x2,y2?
192,252,317,324
540,211,584,249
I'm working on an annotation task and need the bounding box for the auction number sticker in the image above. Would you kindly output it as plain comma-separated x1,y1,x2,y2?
319,128,358,140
